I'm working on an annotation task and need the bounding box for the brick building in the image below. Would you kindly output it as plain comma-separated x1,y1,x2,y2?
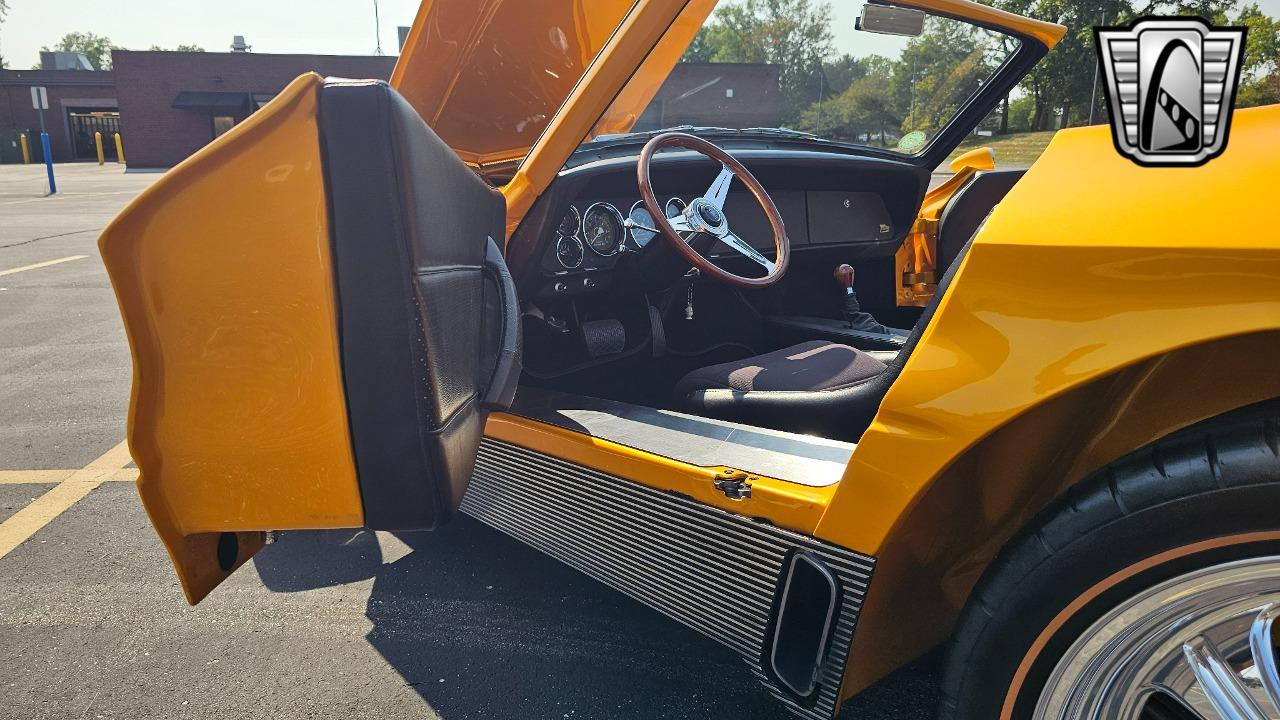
1,51,779,168
112,51,397,168
632,63,781,131
0,68,117,163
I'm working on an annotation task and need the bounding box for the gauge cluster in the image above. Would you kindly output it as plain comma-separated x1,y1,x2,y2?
547,197,691,274
541,184,891,298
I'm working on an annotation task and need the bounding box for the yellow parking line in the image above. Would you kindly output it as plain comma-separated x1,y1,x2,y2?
0,470,74,484
0,441,134,561
0,468,137,484
0,255,88,277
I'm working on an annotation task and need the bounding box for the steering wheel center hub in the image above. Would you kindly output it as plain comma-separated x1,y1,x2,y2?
689,198,727,234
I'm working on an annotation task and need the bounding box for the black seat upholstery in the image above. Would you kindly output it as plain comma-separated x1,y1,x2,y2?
936,169,1024,273
674,169,1023,439
674,341,888,398
679,233,980,441
320,78,519,531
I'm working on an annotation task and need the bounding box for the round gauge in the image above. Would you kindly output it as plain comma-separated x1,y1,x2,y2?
582,202,623,256
557,205,581,237
627,201,657,249
664,197,687,220
555,234,584,269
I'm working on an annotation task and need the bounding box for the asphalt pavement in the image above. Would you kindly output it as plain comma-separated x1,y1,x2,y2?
0,163,940,720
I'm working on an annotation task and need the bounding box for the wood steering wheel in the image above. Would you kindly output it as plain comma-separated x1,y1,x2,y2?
636,133,790,288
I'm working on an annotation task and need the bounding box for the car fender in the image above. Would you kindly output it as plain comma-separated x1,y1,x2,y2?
821,104,1280,697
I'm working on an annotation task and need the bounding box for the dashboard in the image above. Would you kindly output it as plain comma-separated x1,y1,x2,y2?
511,146,930,299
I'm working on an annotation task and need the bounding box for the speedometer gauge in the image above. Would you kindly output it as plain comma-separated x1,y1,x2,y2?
557,205,581,237
627,201,657,249
582,202,623,256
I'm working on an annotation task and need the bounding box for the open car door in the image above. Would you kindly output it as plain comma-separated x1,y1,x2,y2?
99,74,520,603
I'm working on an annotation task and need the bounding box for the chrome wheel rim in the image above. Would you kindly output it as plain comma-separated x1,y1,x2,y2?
1034,556,1280,720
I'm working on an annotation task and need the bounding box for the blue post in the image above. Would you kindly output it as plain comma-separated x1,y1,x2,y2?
40,132,56,195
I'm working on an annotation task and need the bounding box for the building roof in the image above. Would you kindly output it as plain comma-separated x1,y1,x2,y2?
0,69,114,88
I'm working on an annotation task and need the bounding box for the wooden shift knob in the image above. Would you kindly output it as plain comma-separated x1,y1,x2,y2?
834,263,855,290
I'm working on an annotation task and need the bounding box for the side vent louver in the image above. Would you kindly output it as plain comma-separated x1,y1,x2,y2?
461,438,876,719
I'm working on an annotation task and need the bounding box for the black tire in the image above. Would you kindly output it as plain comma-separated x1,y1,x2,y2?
940,400,1280,720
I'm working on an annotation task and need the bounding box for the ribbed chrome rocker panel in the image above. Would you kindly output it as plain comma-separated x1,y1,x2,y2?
460,438,876,720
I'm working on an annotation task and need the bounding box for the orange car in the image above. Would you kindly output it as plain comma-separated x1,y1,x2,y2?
100,1,1280,718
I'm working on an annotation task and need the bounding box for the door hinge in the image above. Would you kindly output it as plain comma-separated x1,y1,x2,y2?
714,469,755,500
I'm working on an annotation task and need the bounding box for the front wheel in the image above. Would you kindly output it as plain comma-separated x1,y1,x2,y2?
1036,554,1280,719
942,402,1280,720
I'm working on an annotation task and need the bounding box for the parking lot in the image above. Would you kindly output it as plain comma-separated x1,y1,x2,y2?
0,164,939,720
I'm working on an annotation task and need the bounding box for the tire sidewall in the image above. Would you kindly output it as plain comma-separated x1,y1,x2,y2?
957,484,1280,720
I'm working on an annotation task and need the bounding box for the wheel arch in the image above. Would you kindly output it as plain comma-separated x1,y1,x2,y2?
841,328,1280,696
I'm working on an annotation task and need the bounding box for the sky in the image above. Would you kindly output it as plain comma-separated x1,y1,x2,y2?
3,0,1278,69
1,1,423,66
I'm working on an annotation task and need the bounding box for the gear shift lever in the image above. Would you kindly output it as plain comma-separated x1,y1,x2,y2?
832,262,890,334
834,263,855,296
834,263,859,326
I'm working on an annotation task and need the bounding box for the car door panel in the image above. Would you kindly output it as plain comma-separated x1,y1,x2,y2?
99,73,518,603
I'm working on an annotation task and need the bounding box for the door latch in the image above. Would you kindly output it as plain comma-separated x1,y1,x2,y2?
714,469,755,500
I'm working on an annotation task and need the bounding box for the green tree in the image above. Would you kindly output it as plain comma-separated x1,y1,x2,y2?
1007,95,1038,131
798,69,901,145
995,0,1135,129
0,0,10,69
997,0,1278,128
681,28,716,62
148,44,207,52
681,0,836,123
1235,3,1280,105
890,21,1003,134
820,54,865,95
42,32,121,70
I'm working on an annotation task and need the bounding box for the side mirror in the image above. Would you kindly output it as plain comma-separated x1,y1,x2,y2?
948,147,996,173
856,5,926,37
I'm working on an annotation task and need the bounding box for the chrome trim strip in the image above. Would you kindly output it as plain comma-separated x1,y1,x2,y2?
461,438,876,719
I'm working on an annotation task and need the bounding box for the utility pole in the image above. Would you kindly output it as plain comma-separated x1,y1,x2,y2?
373,0,385,56
909,56,918,129
1088,11,1107,125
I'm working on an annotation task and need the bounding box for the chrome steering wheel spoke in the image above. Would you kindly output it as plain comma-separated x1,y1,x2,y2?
718,231,775,273
704,163,734,210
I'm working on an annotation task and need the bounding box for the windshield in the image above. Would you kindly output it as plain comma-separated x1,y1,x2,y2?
595,0,1021,155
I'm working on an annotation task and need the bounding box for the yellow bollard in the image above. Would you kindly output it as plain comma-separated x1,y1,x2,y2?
113,132,125,165
19,133,30,164
95,132,105,165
